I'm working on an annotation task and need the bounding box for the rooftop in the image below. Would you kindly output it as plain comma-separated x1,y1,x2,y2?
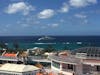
3,53,16,57
72,47,100,58
49,55,80,65
0,63,39,72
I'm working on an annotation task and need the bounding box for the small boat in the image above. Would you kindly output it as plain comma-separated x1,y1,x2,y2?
38,36,55,41
77,42,82,44
66,42,70,44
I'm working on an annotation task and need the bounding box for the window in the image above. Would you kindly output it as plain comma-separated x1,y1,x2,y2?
52,61,60,69
97,66,100,71
68,64,73,70
62,63,67,69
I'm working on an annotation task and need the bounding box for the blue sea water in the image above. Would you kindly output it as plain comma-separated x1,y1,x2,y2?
0,36,100,50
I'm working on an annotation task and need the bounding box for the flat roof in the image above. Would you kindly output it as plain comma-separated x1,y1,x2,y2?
0,63,39,73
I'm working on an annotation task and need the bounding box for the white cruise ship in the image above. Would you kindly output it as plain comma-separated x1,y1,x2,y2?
38,36,55,41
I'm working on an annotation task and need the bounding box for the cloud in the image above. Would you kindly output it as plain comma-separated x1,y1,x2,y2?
59,3,69,13
74,14,87,19
21,24,29,27
74,13,89,25
5,2,35,15
60,19,65,23
51,24,59,28
38,9,55,19
10,0,23,2
47,23,59,28
69,0,97,7
84,19,88,24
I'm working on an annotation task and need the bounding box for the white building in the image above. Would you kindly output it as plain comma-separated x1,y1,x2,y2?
0,63,40,75
49,47,100,75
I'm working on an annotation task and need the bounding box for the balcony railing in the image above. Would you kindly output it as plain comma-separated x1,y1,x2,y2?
28,55,47,60
62,68,74,73
49,55,80,64
28,56,51,63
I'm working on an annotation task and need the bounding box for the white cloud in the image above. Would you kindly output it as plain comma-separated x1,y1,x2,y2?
69,0,97,7
59,3,69,13
10,0,23,1
47,23,59,28
74,14,89,25
38,9,55,19
75,14,87,19
51,24,59,28
84,19,88,24
60,19,65,23
21,24,29,27
5,2,35,15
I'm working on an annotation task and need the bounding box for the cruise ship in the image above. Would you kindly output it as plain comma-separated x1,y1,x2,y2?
38,36,55,41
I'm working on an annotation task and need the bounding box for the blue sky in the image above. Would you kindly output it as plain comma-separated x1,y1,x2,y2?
0,0,100,36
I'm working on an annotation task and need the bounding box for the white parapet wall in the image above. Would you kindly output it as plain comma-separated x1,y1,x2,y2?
51,65,74,75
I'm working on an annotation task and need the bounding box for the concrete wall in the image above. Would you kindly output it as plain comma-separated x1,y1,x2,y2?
75,64,83,75
51,65,74,75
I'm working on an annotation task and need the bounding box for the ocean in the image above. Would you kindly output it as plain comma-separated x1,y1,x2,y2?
0,36,100,50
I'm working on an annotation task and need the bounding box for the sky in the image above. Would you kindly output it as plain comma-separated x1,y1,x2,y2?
0,0,100,36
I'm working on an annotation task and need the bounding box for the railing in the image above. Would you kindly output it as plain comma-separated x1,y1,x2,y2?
48,55,80,64
0,56,18,61
28,56,51,62
62,68,74,73
71,54,100,60
86,57,100,60
28,56,47,60
0,56,25,62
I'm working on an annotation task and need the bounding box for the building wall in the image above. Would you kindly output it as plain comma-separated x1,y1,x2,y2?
75,63,83,75
51,61,74,75
51,65,74,75
0,71,37,75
